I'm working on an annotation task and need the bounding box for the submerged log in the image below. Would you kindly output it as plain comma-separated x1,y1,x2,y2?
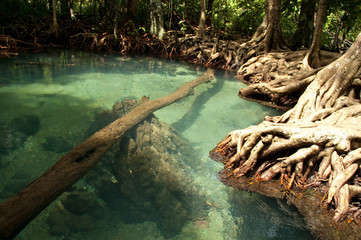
0,69,215,240
43,99,209,238
85,100,209,237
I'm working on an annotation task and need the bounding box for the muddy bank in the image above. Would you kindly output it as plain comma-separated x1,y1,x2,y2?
210,148,361,240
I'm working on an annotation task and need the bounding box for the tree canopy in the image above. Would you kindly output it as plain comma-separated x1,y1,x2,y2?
1,0,360,48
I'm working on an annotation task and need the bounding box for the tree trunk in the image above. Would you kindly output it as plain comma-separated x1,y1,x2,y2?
51,0,60,38
114,0,119,44
196,0,206,38
0,70,214,240
215,32,361,222
240,0,285,60
293,0,316,49
206,0,214,27
150,0,165,39
126,0,137,21
251,11,268,42
262,0,285,52
303,0,327,69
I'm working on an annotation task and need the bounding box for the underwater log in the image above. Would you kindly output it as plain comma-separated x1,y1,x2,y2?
0,69,215,240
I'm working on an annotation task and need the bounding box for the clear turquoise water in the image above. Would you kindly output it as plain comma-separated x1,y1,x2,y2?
0,50,313,239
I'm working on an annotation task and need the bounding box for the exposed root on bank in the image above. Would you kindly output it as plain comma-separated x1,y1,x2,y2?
216,102,361,222
0,34,43,56
237,50,341,109
214,33,361,223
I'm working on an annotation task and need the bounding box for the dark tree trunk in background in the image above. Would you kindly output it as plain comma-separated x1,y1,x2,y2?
127,0,138,21
60,0,70,16
206,0,214,26
51,0,60,38
196,0,206,38
293,0,316,49
238,0,285,60
304,0,327,69
48,0,53,12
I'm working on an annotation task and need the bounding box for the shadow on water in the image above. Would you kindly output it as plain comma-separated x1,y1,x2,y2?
227,188,314,240
82,100,210,238
171,71,228,132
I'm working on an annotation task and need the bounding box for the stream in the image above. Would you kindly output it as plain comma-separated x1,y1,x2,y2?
0,50,313,239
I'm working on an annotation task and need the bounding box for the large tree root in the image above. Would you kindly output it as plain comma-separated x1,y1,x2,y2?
215,104,361,222
213,33,361,226
237,50,341,109
0,70,214,240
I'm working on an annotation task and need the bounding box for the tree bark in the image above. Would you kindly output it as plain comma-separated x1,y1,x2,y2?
51,0,60,38
262,0,285,52
150,0,165,39
206,0,214,27
126,0,138,21
196,0,206,38
0,70,214,240
303,0,327,69
251,11,268,42
239,0,285,61
293,0,316,49
113,0,119,44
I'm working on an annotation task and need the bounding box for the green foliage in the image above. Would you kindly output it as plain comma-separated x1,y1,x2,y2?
0,0,49,25
178,20,189,32
322,0,361,51
212,0,265,38
134,0,150,28
1,0,359,46
281,0,301,42
161,0,200,33
325,0,361,40
123,20,146,35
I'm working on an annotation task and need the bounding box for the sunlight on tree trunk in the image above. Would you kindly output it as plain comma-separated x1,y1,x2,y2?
114,1,119,45
303,0,327,69
150,0,165,39
196,0,206,38
262,0,285,52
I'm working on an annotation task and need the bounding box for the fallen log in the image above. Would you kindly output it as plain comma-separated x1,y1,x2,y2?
0,69,215,240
